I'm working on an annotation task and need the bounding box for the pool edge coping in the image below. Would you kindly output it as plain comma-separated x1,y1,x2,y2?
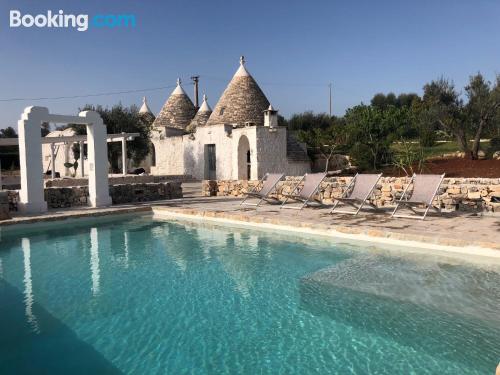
151,206,500,259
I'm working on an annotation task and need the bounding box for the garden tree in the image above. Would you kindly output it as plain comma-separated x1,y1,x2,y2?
297,123,348,172
464,73,500,159
410,99,439,147
383,105,416,140
422,78,469,155
69,104,152,173
287,111,333,132
397,93,420,108
0,127,19,170
344,105,394,170
371,92,420,110
423,75,500,159
371,93,396,110
0,126,18,138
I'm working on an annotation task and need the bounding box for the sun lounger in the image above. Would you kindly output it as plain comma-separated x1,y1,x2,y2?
280,173,327,210
240,173,284,207
330,173,382,215
391,173,445,220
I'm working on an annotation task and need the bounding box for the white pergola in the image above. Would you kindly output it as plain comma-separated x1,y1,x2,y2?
0,131,139,179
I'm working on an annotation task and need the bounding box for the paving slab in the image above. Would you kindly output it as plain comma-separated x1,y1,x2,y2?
150,197,500,253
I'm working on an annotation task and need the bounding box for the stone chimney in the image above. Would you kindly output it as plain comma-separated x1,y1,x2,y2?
263,104,278,128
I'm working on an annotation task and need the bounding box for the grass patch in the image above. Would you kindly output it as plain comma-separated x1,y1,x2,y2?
391,141,491,159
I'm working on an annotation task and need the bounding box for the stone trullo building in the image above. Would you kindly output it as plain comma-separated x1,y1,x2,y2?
150,57,310,180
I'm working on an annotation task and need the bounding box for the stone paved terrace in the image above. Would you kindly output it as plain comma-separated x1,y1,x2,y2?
1,196,499,257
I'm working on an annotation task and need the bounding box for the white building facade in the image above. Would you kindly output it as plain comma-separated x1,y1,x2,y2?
151,57,310,180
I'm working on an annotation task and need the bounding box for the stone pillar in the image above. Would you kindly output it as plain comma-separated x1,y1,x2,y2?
79,140,85,177
50,143,56,179
80,111,111,207
121,133,127,176
18,106,48,213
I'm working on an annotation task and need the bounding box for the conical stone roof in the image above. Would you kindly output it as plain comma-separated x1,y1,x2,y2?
186,94,212,133
206,57,270,126
152,79,196,130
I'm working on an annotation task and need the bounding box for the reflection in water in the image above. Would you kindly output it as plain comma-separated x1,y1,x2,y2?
161,226,187,272
21,238,39,333
123,231,129,269
90,228,100,296
217,232,262,297
162,222,269,297
0,258,3,278
196,227,263,298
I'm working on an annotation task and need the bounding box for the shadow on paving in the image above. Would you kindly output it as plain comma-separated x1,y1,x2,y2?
0,279,122,375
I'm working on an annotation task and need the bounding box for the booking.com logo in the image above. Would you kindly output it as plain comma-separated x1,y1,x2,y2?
9,10,136,32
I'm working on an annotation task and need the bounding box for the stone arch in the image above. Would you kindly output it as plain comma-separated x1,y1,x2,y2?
17,106,111,213
237,135,251,180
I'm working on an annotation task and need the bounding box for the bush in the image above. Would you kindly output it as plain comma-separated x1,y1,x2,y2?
349,143,372,171
347,143,391,171
419,129,436,147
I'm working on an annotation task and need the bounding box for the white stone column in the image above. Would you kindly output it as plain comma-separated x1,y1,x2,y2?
121,133,127,176
79,141,85,177
80,111,111,207
18,106,48,213
50,143,55,179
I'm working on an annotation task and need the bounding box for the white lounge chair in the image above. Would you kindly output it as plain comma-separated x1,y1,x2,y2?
391,173,445,220
240,173,284,207
330,173,382,215
280,173,327,210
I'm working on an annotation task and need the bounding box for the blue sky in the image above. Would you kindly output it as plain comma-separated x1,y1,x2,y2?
1,0,499,130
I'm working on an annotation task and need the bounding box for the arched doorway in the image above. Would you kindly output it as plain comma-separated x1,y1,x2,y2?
237,135,251,180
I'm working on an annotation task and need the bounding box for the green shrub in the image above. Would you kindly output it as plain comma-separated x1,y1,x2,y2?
419,129,436,147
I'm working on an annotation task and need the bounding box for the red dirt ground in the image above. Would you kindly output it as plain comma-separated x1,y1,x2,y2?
382,157,500,178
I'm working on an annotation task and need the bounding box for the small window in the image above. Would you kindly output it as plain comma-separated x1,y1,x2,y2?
219,107,225,116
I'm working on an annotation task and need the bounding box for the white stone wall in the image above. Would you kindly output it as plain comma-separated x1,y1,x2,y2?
189,125,235,180
254,127,310,178
151,135,185,176
151,125,310,180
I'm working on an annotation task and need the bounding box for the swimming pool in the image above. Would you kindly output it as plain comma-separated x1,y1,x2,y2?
0,215,499,374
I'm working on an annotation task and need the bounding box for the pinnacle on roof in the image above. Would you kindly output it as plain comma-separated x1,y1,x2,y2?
234,55,250,77
139,96,153,115
198,94,212,112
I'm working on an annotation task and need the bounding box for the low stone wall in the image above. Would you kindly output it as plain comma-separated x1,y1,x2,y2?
6,181,182,211
109,182,182,205
0,191,10,219
44,174,190,188
203,177,500,213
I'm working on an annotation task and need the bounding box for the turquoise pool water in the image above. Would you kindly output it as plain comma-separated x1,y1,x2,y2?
0,215,499,374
